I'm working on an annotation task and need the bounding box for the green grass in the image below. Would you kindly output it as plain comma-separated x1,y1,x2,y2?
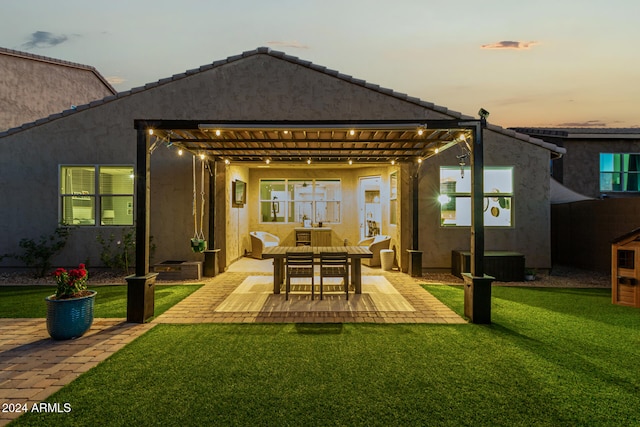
11,286,640,426
0,284,201,318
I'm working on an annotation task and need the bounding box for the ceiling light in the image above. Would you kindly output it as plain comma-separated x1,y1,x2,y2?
435,147,439,154
148,129,154,135
417,128,424,136
199,153,205,160
349,129,355,136
178,149,183,156
215,130,221,136
307,159,312,165
265,159,270,165
224,158,230,165
348,159,353,165
417,158,423,164
391,160,395,165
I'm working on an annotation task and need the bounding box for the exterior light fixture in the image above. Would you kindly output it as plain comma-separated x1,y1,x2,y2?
199,153,205,160
283,130,289,135
215,130,221,136
348,159,353,165
478,108,490,119
224,158,230,165
349,129,355,136
417,158,423,164
265,159,271,165
307,158,312,165
148,129,154,135
178,149,183,156
391,160,395,165
437,194,451,205
435,147,439,154
417,128,424,136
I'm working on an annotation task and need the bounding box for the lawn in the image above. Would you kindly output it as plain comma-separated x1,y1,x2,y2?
0,284,201,319
11,286,640,426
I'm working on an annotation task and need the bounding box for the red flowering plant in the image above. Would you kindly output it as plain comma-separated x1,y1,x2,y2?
52,263,89,299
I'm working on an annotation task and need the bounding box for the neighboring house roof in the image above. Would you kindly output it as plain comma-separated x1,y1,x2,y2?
550,177,593,204
510,127,640,140
0,47,564,155
0,47,116,131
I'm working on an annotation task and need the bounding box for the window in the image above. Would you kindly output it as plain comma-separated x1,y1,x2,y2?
600,153,640,192
259,179,341,224
389,171,398,225
60,166,134,226
439,167,513,227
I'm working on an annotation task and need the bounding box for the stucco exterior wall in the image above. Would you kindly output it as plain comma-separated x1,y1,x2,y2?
420,129,552,270
562,138,640,198
0,50,115,132
0,51,553,274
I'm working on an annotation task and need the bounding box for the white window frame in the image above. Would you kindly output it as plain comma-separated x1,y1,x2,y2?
258,178,342,224
439,166,514,227
59,165,135,227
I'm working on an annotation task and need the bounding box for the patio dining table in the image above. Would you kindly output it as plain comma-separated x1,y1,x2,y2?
262,246,373,294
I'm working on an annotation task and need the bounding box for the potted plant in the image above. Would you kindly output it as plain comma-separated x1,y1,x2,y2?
45,263,97,340
524,268,537,281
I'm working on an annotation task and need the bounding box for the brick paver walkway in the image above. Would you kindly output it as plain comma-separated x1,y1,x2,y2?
1,268,463,425
0,319,153,426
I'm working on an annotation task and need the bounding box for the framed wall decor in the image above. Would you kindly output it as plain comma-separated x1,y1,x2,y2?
233,180,246,205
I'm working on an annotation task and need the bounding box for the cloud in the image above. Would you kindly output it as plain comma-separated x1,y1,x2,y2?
481,40,539,50
21,31,68,49
266,40,309,49
556,120,607,127
106,76,126,85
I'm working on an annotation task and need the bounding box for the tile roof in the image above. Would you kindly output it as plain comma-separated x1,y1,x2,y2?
0,47,564,154
0,47,117,95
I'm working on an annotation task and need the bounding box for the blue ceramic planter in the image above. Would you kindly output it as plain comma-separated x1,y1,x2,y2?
45,291,97,340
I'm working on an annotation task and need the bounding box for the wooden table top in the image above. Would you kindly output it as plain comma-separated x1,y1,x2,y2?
262,246,372,258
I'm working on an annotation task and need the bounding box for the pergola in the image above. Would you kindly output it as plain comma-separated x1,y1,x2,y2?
128,118,493,323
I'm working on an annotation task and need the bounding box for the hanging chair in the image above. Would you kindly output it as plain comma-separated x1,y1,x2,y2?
191,155,207,253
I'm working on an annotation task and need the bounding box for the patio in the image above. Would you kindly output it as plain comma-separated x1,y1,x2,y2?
154,257,466,324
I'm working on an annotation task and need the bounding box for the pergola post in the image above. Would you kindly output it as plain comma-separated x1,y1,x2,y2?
463,118,494,324
126,122,157,323
407,162,422,277
204,160,220,276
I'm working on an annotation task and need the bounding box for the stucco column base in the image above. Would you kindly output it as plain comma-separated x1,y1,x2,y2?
407,250,423,277
126,273,158,323
462,273,494,324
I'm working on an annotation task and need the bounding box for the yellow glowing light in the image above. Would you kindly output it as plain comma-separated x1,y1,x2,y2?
266,159,270,164
199,154,205,160
417,128,424,136
178,149,183,155
148,129,154,135
435,147,439,154
307,159,312,165
215,130,221,136
391,160,395,165
349,129,355,136
348,159,353,165
418,158,423,164
224,158,230,165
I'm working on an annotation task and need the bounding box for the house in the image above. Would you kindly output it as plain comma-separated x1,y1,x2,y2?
0,48,564,276
0,47,116,132
511,128,640,199
512,128,640,272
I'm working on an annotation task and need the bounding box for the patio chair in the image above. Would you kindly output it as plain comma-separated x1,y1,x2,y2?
319,252,349,300
250,231,280,259
358,235,391,267
285,251,315,300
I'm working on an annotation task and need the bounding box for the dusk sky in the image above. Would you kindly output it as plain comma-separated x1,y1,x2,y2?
2,0,639,128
